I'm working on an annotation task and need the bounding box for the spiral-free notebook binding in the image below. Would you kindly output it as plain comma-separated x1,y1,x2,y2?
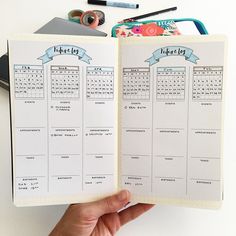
8,33,226,208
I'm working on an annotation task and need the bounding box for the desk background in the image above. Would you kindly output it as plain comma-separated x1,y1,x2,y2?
0,0,235,235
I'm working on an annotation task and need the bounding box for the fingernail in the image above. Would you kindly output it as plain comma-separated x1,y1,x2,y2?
118,190,128,201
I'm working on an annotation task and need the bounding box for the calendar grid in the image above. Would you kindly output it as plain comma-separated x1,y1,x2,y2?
14,65,44,99
50,66,80,99
156,67,186,101
86,66,114,100
192,66,223,101
123,67,150,100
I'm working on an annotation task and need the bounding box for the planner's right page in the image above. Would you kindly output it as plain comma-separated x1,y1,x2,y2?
119,35,226,208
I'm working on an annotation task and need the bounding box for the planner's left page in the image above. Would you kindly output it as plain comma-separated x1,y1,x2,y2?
8,34,119,206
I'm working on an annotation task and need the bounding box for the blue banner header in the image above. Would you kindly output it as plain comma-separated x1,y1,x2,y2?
145,46,199,66
38,45,92,64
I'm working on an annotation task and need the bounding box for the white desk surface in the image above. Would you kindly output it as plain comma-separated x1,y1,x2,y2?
0,0,236,235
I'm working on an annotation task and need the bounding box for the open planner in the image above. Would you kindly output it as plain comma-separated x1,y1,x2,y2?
8,34,226,208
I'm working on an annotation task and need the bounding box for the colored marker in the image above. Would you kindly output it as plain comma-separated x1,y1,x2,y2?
88,0,139,9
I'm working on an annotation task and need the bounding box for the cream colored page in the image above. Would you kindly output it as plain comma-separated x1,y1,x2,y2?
9,35,119,206
119,35,225,204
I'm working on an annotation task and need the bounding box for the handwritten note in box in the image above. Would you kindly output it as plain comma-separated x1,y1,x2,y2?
84,175,115,193
122,102,152,128
84,127,115,154
50,127,81,155
121,175,151,194
15,177,47,197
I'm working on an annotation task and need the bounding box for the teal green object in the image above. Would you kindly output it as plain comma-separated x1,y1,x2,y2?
68,9,84,24
174,18,208,34
111,18,208,37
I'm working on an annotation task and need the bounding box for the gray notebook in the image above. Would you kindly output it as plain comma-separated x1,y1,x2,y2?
35,17,107,36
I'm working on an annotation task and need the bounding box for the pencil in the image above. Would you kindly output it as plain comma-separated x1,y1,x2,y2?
119,6,177,23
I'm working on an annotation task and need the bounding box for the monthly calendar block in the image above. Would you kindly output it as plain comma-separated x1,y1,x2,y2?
123,68,150,100
192,66,223,100
156,67,185,100
14,65,44,98
86,67,114,100
51,66,80,99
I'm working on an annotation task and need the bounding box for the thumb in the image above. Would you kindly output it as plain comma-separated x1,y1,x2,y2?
86,190,131,218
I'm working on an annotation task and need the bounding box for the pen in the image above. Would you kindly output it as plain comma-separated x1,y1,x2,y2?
119,6,177,23
88,0,139,9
